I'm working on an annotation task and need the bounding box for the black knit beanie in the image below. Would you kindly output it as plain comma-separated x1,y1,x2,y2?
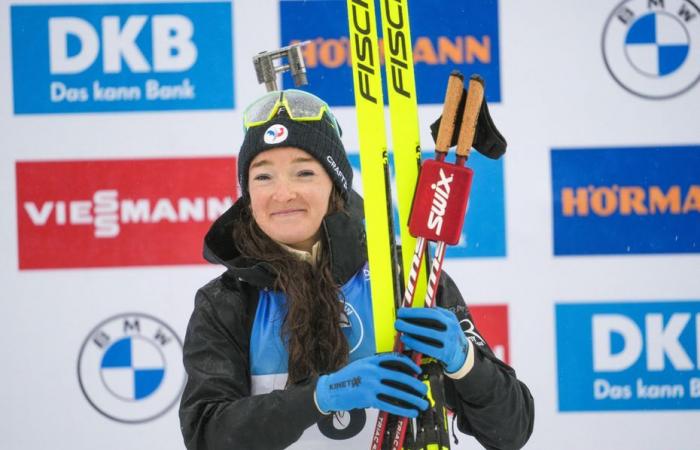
238,102,352,199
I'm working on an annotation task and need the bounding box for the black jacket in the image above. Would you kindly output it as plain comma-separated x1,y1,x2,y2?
179,191,534,450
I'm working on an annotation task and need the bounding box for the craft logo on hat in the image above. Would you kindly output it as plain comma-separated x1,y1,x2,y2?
602,0,700,99
264,124,288,144
77,313,185,423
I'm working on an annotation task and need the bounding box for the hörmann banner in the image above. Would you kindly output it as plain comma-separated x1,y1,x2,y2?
11,2,234,114
280,0,501,106
551,146,700,255
557,301,700,411
16,157,236,269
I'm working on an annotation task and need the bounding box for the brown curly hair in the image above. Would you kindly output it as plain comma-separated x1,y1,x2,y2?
232,188,349,384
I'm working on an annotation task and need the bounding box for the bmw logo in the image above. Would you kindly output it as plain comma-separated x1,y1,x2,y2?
77,313,185,423
602,0,700,98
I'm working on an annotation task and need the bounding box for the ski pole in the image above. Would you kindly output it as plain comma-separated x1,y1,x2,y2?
369,71,465,450
390,73,485,450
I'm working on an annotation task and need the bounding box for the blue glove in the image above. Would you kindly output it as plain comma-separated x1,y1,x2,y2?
395,307,469,374
315,353,429,418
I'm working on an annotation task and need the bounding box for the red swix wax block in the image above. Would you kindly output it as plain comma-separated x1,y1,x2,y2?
408,159,473,245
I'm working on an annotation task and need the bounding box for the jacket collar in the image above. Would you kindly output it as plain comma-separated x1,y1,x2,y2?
203,190,367,289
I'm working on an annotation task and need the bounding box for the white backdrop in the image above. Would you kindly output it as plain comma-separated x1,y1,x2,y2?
2,0,699,449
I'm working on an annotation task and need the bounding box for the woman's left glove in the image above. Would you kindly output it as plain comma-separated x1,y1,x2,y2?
395,307,469,374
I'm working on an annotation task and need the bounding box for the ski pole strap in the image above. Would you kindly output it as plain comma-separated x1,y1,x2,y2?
414,360,451,450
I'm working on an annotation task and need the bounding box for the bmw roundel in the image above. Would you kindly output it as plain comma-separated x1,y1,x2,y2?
603,0,700,98
77,313,185,423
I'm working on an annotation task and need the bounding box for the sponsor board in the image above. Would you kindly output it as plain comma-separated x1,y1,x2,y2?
348,151,506,258
11,2,234,114
280,0,501,106
551,145,700,255
602,0,700,99
16,157,236,269
77,313,185,423
470,304,509,363
556,301,700,411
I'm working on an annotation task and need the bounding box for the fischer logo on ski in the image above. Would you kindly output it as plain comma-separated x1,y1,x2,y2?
349,0,379,103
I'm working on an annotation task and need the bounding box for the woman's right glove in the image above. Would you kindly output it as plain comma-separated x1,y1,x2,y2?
315,353,429,418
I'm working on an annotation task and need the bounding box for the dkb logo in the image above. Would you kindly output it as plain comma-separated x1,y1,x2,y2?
11,2,234,113
556,301,700,411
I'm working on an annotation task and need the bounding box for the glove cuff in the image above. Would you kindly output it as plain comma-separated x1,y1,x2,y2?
445,339,474,380
314,374,332,414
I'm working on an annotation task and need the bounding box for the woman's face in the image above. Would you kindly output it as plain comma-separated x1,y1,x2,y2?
248,147,333,252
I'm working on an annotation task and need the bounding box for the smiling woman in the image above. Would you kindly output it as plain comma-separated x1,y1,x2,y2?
178,90,534,450
248,147,333,252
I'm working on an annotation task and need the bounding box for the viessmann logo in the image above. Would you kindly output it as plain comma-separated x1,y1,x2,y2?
551,145,700,255
16,157,236,269
10,2,233,114
280,0,501,105
557,301,700,411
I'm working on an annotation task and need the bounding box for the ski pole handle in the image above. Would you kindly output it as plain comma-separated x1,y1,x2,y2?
435,71,465,155
456,76,485,161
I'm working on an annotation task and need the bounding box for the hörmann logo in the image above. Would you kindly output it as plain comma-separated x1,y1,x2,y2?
11,2,233,114
557,301,700,411
551,146,700,255
281,0,501,106
16,157,236,269
561,185,699,217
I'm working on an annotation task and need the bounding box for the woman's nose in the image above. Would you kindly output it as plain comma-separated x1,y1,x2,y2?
271,179,296,201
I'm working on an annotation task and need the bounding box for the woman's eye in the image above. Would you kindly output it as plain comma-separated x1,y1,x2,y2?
253,174,271,181
298,170,315,177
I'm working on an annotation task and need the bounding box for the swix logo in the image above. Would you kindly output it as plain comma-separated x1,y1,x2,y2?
557,301,700,411
426,169,454,236
16,157,236,269
552,146,700,255
11,3,233,114
24,190,230,238
281,0,501,105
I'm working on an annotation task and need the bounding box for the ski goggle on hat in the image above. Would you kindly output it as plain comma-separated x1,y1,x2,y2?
242,89,342,137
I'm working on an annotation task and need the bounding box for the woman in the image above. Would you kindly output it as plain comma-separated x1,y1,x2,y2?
179,90,534,449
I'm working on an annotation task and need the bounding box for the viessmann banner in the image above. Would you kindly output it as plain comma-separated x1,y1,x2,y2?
10,2,234,114
16,157,236,269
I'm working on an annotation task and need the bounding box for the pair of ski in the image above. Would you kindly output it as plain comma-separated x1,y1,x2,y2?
345,1,486,449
